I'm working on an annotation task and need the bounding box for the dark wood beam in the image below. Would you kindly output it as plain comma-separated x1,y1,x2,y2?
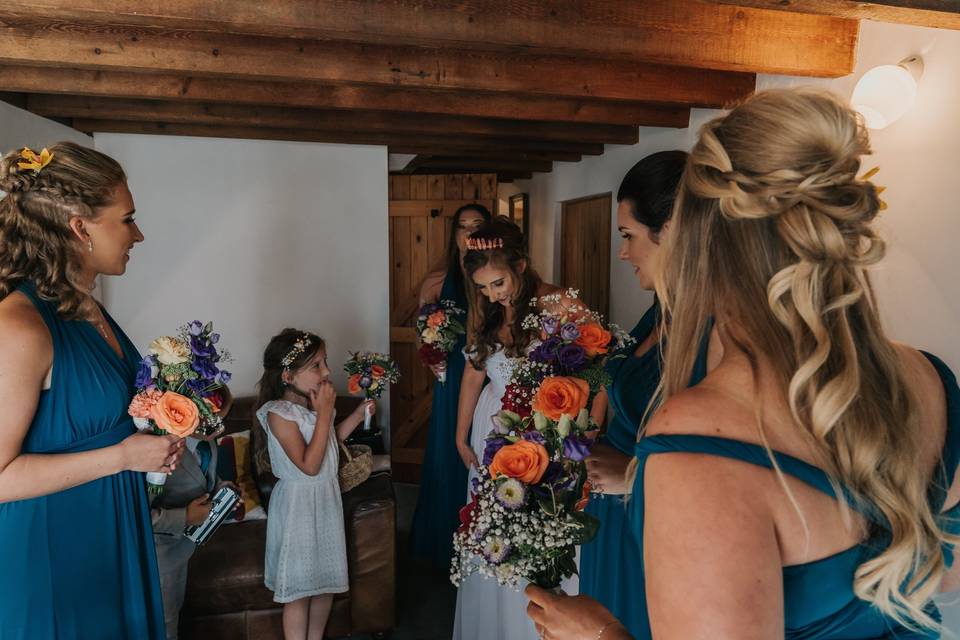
390,147,583,163
0,65,689,127
409,156,555,174
71,119,605,157
706,0,960,30
0,0,859,76
0,18,755,106
26,94,639,144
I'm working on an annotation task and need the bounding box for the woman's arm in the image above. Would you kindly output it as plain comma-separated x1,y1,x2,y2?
455,359,486,469
0,296,183,503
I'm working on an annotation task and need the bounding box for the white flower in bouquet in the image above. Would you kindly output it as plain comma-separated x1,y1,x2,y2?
148,336,191,365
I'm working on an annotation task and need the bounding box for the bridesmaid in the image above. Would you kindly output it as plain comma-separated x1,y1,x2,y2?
579,151,718,639
0,142,184,639
410,203,491,569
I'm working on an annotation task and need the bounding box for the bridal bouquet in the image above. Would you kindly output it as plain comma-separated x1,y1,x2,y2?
128,321,232,495
451,378,599,590
416,300,466,383
451,290,635,589
344,351,400,430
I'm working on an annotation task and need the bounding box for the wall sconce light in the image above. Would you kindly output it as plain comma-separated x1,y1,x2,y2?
851,56,924,130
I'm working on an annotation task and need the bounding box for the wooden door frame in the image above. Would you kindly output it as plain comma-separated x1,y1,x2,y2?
559,192,612,317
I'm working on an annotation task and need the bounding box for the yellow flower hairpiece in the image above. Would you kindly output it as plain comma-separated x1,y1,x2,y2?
17,146,54,175
860,166,888,211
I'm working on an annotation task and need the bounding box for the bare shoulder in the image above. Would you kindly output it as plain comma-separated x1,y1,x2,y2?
419,269,447,304
893,342,945,402
644,384,731,438
0,291,51,357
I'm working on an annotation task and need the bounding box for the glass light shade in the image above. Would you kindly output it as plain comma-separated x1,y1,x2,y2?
851,63,919,130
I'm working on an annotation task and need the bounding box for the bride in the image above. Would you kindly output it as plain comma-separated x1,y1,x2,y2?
452,216,579,640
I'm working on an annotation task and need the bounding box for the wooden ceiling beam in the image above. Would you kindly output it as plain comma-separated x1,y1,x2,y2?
0,0,859,76
0,65,689,127
705,1,960,30
26,94,639,144
71,119,604,157
0,18,755,106
390,147,583,163
406,156,555,174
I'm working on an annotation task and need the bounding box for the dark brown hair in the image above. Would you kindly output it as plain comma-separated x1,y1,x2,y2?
463,216,540,366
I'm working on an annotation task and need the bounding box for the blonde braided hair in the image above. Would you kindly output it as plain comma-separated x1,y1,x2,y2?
0,141,126,320
636,88,954,630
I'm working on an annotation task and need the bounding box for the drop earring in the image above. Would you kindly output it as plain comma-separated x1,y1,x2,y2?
87,239,93,254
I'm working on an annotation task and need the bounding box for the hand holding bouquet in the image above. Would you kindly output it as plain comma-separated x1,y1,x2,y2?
344,351,400,431
128,321,232,495
416,300,466,383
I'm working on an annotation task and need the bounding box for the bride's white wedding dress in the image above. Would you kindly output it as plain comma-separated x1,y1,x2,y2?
452,345,578,640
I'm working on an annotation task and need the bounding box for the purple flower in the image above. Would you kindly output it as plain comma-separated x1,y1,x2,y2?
191,358,219,381
540,316,559,336
218,370,232,384
359,375,373,389
563,436,592,462
209,332,220,344
188,320,204,336
483,437,509,466
481,536,512,564
135,356,155,389
521,431,546,446
190,335,217,359
530,337,561,364
557,344,587,372
560,322,581,341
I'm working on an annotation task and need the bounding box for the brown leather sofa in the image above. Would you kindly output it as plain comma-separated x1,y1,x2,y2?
179,396,396,639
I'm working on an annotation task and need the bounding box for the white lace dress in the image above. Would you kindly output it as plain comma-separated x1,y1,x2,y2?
256,400,348,603
453,346,578,640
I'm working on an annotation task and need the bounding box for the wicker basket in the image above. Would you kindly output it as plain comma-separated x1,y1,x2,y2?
338,442,373,493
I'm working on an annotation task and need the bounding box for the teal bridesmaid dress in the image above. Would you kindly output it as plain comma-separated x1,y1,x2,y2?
629,351,960,639
0,282,165,639
410,272,472,569
579,302,710,639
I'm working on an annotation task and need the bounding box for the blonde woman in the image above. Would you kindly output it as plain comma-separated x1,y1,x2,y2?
0,142,183,639
526,89,960,639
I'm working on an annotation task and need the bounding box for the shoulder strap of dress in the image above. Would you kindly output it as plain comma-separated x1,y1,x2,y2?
634,434,873,519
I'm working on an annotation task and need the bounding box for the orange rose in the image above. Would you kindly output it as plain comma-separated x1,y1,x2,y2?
489,440,550,484
150,391,199,437
347,374,362,394
575,323,612,357
427,310,446,329
371,365,386,378
532,376,590,421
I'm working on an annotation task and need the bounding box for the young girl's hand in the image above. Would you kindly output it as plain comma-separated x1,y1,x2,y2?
352,399,376,422
308,381,336,414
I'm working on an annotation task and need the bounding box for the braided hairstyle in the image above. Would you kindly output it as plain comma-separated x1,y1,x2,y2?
0,141,127,320
462,216,540,367
649,88,950,630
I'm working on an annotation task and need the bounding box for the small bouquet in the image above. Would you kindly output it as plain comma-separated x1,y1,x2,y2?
451,290,635,589
416,300,466,383
128,321,232,495
344,351,400,431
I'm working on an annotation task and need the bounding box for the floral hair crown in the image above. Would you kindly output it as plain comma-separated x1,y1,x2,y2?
466,236,504,251
281,333,313,369
17,146,54,175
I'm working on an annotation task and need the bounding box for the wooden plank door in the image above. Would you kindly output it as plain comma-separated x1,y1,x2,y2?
560,194,611,318
388,173,496,483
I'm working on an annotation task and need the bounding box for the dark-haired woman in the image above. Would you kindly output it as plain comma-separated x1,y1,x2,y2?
410,203,492,569
578,151,717,639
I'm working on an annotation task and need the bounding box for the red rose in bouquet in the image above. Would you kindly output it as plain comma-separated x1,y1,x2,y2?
418,342,447,367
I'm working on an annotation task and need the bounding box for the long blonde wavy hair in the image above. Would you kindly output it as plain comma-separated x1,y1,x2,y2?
641,88,955,629
0,141,126,320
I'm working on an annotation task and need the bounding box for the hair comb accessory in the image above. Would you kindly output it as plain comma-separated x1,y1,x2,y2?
281,333,313,368
859,166,888,211
466,236,505,251
17,147,54,176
